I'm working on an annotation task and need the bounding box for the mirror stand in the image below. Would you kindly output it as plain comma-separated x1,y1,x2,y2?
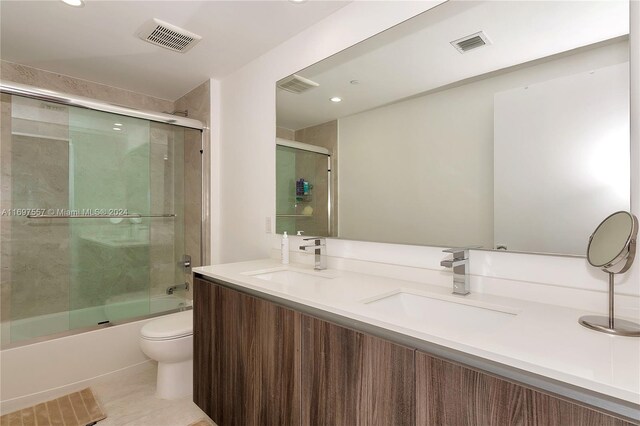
579,211,639,337
579,272,640,337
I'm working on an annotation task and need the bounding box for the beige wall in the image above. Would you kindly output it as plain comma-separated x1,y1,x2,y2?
276,126,295,141
174,81,210,298
1,61,173,113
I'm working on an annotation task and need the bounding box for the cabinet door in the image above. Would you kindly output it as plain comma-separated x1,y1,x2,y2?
301,315,415,426
193,278,301,426
416,351,635,426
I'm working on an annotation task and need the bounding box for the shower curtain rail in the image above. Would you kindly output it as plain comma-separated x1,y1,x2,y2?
26,213,176,219
0,80,204,130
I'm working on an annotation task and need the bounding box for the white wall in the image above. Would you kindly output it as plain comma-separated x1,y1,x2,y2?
213,2,639,301
208,78,221,266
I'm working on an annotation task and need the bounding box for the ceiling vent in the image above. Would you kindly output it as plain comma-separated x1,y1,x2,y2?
451,31,491,54
137,18,202,53
278,74,320,94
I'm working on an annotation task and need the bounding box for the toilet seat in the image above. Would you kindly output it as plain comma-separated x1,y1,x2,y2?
140,310,193,341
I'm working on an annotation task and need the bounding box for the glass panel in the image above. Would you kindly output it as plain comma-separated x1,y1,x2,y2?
1,94,198,346
0,94,11,347
6,96,72,342
68,108,153,328
147,122,186,316
276,145,329,236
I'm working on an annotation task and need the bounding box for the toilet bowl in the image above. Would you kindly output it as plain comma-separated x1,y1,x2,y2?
139,310,193,400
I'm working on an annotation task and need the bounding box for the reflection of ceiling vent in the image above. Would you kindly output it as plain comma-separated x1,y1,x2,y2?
277,74,320,94
451,31,491,54
137,18,202,53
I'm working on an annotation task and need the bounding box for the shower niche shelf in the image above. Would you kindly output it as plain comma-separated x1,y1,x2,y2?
295,195,312,203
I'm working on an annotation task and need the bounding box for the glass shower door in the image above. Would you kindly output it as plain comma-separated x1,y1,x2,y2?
2,94,192,345
67,108,188,328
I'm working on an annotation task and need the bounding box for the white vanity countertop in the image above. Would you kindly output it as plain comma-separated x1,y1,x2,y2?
193,259,640,410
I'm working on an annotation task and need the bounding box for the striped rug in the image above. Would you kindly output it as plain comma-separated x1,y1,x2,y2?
0,388,106,426
187,420,213,426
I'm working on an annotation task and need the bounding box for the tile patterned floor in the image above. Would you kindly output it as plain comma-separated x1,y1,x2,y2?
91,362,215,426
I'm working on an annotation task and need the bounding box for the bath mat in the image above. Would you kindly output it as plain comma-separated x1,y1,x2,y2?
187,419,213,426
0,388,106,426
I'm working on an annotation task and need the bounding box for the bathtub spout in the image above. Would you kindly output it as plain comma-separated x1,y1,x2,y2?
166,283,189,295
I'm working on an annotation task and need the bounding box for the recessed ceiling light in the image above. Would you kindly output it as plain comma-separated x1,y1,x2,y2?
289,0,307,3
61,0,85,7
113,127,121,131
113,123,123,126
330,97,342,103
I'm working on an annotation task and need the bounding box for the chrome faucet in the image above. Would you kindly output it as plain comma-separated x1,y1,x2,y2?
440,247,472,295
166,282,189,295
299,237,326,270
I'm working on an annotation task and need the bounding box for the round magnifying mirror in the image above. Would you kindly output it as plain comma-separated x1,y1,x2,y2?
587,211,637,273
580,211,639,336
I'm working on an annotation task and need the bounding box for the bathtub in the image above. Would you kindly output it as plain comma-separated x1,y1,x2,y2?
0,294,192,414
2,294,188,347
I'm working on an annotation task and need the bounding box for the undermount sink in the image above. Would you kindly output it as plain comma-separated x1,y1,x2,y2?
247,269,334,293
364,291,518,336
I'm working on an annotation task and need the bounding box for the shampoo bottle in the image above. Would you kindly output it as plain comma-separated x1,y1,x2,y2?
281,231,289,264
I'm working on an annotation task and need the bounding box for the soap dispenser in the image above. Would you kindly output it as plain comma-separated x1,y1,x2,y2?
281,231,289,264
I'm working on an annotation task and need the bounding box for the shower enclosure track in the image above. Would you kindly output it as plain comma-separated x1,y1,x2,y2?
0,80,204,130
27,214,176,219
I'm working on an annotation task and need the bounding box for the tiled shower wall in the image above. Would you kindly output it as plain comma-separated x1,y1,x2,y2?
174,81,209,298
0,61,208,330
0,62,174,113
0,95,74,330
0,95,11,329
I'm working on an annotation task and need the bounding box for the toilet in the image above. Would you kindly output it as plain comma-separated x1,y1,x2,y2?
139,310,193,400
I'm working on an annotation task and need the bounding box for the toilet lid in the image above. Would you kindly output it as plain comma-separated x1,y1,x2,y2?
141,310,193,340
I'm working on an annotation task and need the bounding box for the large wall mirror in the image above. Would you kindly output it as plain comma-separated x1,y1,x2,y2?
275,0,631,256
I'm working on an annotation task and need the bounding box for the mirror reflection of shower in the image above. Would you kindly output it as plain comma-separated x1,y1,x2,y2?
276,138,333,237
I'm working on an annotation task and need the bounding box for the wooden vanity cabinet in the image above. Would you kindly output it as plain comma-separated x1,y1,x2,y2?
194,277,636,426
194,278,415,426
301,315,415,426
416,351,636,426
193,277,301,426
